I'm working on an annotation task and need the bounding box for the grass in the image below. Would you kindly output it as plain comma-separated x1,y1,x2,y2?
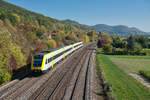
109,57,150,73
108,55,150,59
96,50,150,100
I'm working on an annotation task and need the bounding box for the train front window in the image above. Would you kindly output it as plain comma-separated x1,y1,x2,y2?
33,60,43,67
33,55,43,67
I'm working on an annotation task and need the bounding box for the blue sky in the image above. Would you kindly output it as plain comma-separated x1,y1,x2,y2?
5,0,150,32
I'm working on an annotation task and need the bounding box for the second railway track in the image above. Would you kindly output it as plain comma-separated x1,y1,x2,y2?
0,43,97,100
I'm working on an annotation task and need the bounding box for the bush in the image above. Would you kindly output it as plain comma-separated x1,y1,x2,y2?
49,39,57,49
128,50,147,56
0,71,11,85
103,44,112,54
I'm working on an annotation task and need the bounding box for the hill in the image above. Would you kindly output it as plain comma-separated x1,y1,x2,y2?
63,19,90,30
63,19,148,35
0,0,92,78
91,24,147,35
147,32,150,35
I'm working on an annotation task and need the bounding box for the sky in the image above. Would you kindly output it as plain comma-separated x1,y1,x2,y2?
5,0,150,32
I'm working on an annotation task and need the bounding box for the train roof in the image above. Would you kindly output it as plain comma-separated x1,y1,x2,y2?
35,45,67,56
34,42,82,57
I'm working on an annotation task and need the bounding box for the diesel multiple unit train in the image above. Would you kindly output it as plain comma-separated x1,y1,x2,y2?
31,42,83,73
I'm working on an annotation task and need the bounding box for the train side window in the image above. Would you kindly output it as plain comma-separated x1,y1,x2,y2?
48,58,50,63
53,51,64,60
45,59,47,64
48,58,52,63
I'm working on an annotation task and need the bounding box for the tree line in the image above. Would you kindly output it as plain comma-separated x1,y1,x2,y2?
97,32,150,55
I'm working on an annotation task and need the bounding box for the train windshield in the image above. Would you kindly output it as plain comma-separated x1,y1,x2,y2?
33,55,43,67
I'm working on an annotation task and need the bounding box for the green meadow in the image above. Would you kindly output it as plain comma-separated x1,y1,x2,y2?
109,55,150,73
96,49,150,100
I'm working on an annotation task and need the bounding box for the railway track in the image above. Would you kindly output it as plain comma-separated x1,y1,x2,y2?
28,44,92,100
48,46,91,100
0,43,99,100
64,45,94,100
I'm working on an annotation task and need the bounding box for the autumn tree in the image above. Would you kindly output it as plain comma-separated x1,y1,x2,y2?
9,55,17,71
97,32,112,48
87,30,98,42
84,34,89,43
97,38,108,48
48,39,57,49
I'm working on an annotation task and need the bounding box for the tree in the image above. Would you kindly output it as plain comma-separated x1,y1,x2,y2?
87,30,98,41
11,44,24,67
101,33,112,44
26,52,32,65
97,38,108,48
112,36,123,48
0,71,11,85
0,12,7,20
136,35,148,48
97,32,112,48
127,35,135,50
103,44,113,54
135,43,142,55
9,55,17,71
7,13,20,26
33,39,43,54
12,13,21,23
84,35,89,43
65,32,78,42
49,39,57,49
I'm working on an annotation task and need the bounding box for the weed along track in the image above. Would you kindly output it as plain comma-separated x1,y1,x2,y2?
0,43,102,100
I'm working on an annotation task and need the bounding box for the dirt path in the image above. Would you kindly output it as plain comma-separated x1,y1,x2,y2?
129,73,150,89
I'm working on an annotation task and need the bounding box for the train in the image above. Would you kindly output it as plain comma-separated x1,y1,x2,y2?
31,42,83,73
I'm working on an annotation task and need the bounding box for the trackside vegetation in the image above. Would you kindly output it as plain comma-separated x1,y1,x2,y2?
0,71,11,84
139,70,150,80
96,50,150,100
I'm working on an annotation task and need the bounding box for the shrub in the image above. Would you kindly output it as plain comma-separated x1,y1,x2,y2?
49,39,57,49
103,44,112,54
0,71,11,85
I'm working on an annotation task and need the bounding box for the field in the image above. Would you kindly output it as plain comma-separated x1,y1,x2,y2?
96,50,150,100
109,55,150,73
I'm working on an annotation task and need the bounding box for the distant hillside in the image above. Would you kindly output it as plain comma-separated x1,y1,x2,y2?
64,19,147,35
91,24,147,35
63,19,90,30
147,32,150,35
